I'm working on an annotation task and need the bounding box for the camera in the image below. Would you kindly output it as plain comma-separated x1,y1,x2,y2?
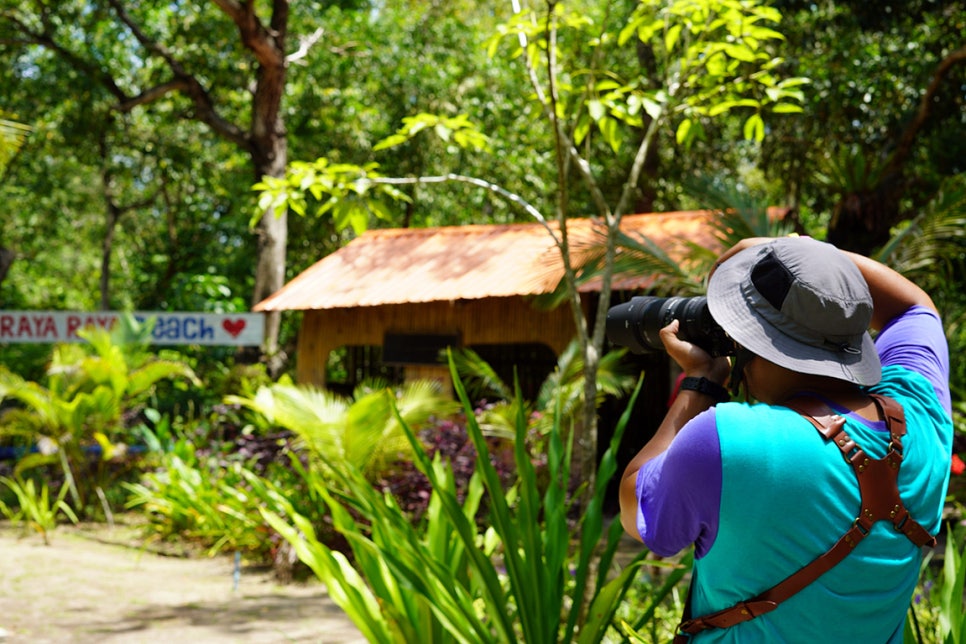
606,296,736,357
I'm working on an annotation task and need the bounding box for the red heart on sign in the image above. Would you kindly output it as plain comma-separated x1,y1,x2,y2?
222,319,246,338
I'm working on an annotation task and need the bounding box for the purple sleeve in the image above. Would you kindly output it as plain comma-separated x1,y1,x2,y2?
634,407,722,558
875,305,951,415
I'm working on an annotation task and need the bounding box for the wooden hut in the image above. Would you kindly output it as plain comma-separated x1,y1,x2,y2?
254,210,725,399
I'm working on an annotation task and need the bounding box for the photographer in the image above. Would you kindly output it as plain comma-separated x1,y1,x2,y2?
618,236,952,642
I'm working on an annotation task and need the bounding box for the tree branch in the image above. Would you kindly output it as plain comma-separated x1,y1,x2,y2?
885,45,966,177
209,0,288,160
106,0,251,149
114,80,191,111
211,0,286,66
510,0,612,224
370,174,548,225
1,9,128,104
288,27,324,64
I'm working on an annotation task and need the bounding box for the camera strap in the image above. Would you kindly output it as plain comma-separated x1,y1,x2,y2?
728,346,756,399
673,393,936,642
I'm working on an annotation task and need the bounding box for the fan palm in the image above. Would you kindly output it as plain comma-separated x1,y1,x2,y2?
876,175,966,300
225,378,460,479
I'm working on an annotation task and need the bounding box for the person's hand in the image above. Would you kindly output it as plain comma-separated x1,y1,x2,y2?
659,319,731,384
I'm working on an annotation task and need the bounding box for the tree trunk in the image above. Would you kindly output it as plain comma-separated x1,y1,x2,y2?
0,247,14,289
100,203,119,311
114,0,294,364
826,179,902,255
244,1,290,375
251,175,288,373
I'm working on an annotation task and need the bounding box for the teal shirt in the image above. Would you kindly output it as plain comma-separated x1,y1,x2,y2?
688,365,952,642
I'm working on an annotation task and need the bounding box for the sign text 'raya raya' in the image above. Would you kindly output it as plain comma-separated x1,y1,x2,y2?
0,311,264,346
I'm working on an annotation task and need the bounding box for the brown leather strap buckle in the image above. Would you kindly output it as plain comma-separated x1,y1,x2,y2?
678,599,779,635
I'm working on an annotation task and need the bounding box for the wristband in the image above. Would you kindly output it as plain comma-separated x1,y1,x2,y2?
679,376,730,404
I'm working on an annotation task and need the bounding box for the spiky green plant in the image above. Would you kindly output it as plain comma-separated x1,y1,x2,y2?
0,475,78,544
260,353,652,643
905,513,966,643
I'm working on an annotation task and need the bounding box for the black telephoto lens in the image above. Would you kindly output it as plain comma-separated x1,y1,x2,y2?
605,295,735,357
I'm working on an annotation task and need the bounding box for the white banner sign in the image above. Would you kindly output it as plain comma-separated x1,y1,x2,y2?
0,311,264,346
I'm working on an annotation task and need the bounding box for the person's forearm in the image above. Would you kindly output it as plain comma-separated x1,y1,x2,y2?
618,317,731,540
618,388,718,540
842,251,937,330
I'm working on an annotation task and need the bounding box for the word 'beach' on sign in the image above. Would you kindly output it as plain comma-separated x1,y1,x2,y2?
0,311,264,346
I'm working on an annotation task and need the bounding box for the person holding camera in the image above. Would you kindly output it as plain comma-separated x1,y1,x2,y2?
618,236,952,642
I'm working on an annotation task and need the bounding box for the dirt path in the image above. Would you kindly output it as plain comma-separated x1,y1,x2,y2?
0,522,365,643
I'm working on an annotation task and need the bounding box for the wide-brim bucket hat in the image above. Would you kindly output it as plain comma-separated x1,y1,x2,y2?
707,237,881,386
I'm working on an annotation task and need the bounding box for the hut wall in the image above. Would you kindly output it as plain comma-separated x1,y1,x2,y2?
296,296,581,386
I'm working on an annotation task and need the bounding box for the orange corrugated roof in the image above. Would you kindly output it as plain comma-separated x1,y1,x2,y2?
254,210,722,312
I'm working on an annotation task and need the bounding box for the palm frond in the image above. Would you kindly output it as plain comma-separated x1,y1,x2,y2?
0,367,26,400
0,117,31,172
682,174,795,245
607,228,709,296
392,379,461,427
877,175,966,284
450,347,513,401
128,360,201,397
532,339,636,433
226,379,457,478
596,347,637,399
814,145,887,194
226,384,351,457
473,400,524,439
561,178,791,303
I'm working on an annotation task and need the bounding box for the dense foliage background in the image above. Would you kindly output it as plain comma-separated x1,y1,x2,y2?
0,0,961,380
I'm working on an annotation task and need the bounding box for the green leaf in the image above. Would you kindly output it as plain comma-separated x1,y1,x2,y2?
348,208,369,236
743,113,765,141
12,452,58,477
372,133,409,151
367,200,394,222
675,118,693,145
288,196,307,216
626,93,642,117
748,26,786,42
724,43,758,62
665,23,682,52
707,98,760,116
261,508,396,644
640,94,665,120
433,123,453,142
452,128,491,151
573,114,591,146
600,116,621,153
577,559,647,644
771,103,803,114
777,77,811,89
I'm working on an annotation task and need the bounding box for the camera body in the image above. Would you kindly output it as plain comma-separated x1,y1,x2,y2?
606,295,736,357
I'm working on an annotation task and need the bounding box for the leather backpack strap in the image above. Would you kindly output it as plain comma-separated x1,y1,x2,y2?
791,395,935,549
676,395,936,639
